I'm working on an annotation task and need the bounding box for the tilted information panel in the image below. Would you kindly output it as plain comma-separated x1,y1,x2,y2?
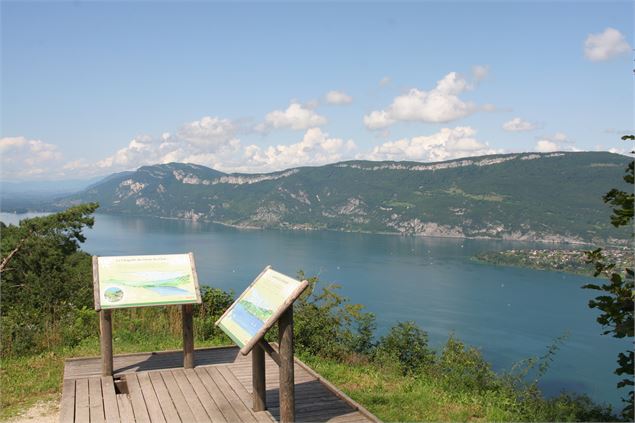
216,266,308,354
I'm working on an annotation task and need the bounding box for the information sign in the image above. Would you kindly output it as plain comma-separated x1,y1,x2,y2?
93,253,201,310
216,266,308,354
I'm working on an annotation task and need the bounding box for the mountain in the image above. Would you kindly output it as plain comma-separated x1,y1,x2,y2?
56,152,633,244
0,176,107,213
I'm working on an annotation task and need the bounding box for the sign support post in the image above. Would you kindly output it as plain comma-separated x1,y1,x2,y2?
93,253,202,377
278,306,295,423
100,309,113,376
215,266,308,420
252,343,266,412
182,304,194,369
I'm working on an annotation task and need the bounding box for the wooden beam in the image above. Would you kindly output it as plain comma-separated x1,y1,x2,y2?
100,309,113,376
182,304,194,369
259,340,281,366
252,343,266,412
278,306,295,423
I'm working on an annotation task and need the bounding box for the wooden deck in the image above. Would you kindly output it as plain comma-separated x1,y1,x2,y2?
60,346,380,423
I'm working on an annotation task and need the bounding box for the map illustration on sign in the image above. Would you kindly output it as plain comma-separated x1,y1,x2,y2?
94,253,201,310
216,266,308,354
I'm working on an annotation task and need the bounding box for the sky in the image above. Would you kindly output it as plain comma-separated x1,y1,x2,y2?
1,0,633,181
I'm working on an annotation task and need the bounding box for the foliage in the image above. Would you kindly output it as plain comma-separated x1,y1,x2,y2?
276,272,376,359
195,286,235,340
375,321,434,374
0,204,98,356
584,135,634,420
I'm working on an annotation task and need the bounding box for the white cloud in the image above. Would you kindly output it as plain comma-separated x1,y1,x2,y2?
472,65,489,81
534,132,578,153
584,28,631,62
177,116,236,147
243,128,356,171
379,76,391,86
502,117,537,132
94,115,243,173
535,140,559,153
259,102,327,131
365,127,499,162
364,72,481,129
325,90,353,105
363,111,396,130
0,136,63,179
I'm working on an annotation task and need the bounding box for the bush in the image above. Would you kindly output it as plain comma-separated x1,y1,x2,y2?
375,321,434,374
195,287,235,341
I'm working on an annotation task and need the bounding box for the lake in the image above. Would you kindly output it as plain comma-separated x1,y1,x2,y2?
1,212,629,409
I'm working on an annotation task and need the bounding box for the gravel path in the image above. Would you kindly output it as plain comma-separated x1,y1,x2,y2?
6,401,58,423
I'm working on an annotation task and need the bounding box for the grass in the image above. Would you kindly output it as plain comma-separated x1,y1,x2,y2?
0,333,228,420
301,355,517,422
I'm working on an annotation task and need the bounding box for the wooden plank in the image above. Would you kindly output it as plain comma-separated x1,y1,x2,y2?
101,376,121,423
159,370,196,423
183,369,227,423
170,369,210,423
117,395,135,423
329,412,375,423
75,378,90,423
58,379,75,423
217,367,272,423
182,305,194,369
126,374,151,423
64,347,242,379
148,371,181,423
89,375,106,422
195,366,242,423
204,367,257,423
270,403,354,421
293,356,381,423
136,372,167,423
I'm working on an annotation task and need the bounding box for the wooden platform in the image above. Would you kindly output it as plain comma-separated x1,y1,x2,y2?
60,346,380,423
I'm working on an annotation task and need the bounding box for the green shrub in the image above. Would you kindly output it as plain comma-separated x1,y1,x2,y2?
376,321,434,374
435,336,497,392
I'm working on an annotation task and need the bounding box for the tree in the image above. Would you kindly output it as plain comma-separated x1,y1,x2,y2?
0,203,99,355
584,135,634,420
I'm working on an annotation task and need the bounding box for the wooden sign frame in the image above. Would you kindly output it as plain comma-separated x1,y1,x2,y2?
92,252,202,376
93,253,202,311
215,265,309,355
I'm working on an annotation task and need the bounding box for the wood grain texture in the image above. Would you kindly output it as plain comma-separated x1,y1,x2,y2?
182,304,194,369
188,252,202,304
278,307,294,423
101,376,120,423
61,346,380,423
100,310,113,376
88,376,105,423
252,343,266,412
92,256,101,311
58,379,76,423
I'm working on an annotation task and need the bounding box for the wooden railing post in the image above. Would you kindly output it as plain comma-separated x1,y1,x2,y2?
100,309,113,376
182,304,194,369
278,306,295,423
252,343,266,411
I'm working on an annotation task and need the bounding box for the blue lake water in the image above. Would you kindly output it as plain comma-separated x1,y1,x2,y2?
1,212,630,409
